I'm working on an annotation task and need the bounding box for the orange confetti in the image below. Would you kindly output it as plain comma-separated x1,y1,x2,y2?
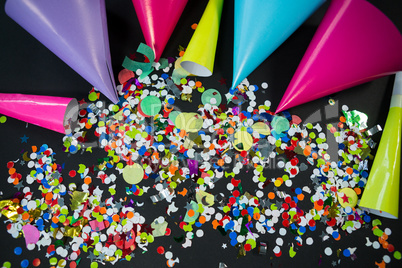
112,214,120,222
187,209,195,218
12,178,19,185
52,216,59,224
340,116,346,123
127,211,134,219
169,165,178,174
84,176,92,185
195,81,202,87
354,188,361,195
303,145,311,156
8,168,16,175
212,219,220,229
179,129,186,138
22,212,30,221
375,260,386,268
198,215,206,224
191,23,198,30
314,201,323,211
268,192,275,200
32,146,37,153
178,188,188,197
100,207,107,215
45,192,53,201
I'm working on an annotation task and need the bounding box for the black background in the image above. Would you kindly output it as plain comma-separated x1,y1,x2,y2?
1,0,402,267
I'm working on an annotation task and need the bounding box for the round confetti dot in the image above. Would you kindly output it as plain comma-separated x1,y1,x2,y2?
384,228,392,236
14,246,22,255
196,229,204,237
279,228,287,236
122,163,144,185
0,116,7,123
244,244,252,251
157,246,165,254
324,247,333,256
32,258,41,267
21,259,29,268
394,251,401,260
306,237,314,245
165,251,173,259
2,262,11,268
261,82,268,89
90,262,99,268
373,241,381,249
88,92,98,102
383,255,391,263
49,257,58,265
343,249,351,257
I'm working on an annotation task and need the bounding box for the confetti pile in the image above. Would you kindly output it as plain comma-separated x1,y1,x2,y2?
1,47,401,268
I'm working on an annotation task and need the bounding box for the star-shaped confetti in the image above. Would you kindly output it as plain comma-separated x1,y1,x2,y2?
341,193,350,203
20,135,29,143
218,77,227,85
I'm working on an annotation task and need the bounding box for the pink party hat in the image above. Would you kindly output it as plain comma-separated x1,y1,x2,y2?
0,93,79,134
276,0,402,113
132,0,188,62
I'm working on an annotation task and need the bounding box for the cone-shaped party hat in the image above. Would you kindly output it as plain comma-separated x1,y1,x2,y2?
276,0,402,113
231,0,325,89
5,0,119,103
359,72,402,219
181,0,224,77
0,93,79,134
132,0,188,62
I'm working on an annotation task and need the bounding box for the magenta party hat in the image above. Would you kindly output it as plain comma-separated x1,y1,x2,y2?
132,0,188,62
275,0,402,113
5,0,119,104
231,0,325,89
0,93,79,134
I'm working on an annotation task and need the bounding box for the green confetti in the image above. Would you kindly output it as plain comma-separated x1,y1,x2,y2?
0,116,7,123
2,261,11,268
122,43,155,78
158,58,169,69
373,228,383,237
88,92,98,102
49,257,58,265
289,246,297,258
372,219,382,227
394,251,401,260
